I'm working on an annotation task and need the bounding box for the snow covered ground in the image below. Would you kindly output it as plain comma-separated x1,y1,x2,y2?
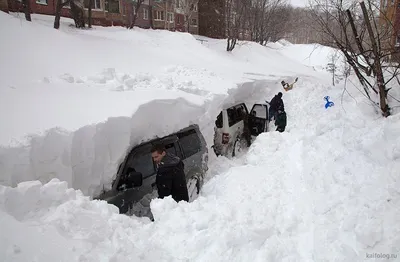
0,12,320,196
1,12,400,262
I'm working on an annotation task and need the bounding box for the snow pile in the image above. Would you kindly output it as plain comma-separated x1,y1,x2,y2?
2,75,400,260
0,97,208,197
0,12,314,195
281,43,346,74
1,11,400,262
0,76,273,197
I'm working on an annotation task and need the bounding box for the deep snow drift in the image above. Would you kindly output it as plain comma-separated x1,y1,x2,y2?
1,12,400,262
2,76,400,261
0,12,319,196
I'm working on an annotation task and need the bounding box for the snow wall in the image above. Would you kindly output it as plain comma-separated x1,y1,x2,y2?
0,79,276,198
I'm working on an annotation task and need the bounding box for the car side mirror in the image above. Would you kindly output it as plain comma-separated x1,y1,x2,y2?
126,171,143,188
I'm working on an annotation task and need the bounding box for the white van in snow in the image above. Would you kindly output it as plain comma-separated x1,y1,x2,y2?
212,102,270,157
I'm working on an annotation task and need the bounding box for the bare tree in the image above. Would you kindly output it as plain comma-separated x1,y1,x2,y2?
225,0,252,51
22,0,31,21
249,0,287,45
70,0,85,28
88,0,93,28
310,0,399,117
128,0,145,29
54,0,85,29
54,0,70,29
176,0,199,32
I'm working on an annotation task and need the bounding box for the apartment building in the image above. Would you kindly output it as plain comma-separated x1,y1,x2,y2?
1,0,198,34
379,0,400,59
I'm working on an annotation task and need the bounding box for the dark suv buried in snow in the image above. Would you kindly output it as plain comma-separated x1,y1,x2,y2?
95,124,208,218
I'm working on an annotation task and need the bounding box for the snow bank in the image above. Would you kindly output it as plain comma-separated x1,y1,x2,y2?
281,43,346,74
1,11,400,262
1,12,317,145
0,97,206,197
2,83,399,261
0,9,316,198
0,78,275,197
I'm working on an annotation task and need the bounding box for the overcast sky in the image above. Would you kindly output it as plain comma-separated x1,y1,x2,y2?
290,0,308,7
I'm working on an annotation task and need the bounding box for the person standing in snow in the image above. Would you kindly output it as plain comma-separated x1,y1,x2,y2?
268,92,284,121
275,107,287,132
237,106,252,147
151,144,189,202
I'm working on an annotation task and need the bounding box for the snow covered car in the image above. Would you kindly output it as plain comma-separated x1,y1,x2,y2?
95,124,208,217
213,102,270,157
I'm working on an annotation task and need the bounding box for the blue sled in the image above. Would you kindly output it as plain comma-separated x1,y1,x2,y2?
324,96,334,109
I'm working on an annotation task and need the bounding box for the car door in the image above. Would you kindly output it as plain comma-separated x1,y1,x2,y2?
177,128,203,179
176,127,206,201
248,104,269,136
227,103,248,142
107,142,157,215
156,135,182,159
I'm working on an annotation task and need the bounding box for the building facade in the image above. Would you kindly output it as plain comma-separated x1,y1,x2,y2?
379,0,400,60
0,0,8,12
1,0,198,34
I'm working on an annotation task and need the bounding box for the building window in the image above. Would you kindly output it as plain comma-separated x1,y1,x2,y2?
176,0,180,8
177,15,181,24
191,18,197,26
84,0,101,9
167,12,174,23
155,10,164,20
105,0,120,13
143,8,148,20
190,3,197,12
36,0,48,5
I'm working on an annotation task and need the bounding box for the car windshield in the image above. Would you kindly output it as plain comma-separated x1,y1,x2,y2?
215,112,223,128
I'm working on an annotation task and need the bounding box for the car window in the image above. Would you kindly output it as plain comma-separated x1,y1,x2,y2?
240,104,248,114
215,112,223,128
165,142,177,155
251,104,267,119
124,144,155,179
178,128,202,158
228,104,246,127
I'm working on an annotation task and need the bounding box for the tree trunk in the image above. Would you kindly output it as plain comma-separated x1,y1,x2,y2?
227,37,236,51
360,1,389,117
54,0,64,29
22,0,31,21
129,0,144,29
149,5,154,29
88,0,93,28
346,9,373,76
70,0,85,28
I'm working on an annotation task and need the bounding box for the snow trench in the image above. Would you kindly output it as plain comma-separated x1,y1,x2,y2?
0,79,274,198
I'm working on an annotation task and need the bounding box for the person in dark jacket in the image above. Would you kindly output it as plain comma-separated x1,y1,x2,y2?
151,144,189,202
275,109,287,132
237,107,252,147
269,92,284,121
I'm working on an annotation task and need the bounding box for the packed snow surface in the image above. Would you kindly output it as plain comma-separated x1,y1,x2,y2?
0,12,321,195
1,12,400,262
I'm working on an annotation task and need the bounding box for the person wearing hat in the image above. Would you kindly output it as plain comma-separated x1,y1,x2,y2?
268,92,284,121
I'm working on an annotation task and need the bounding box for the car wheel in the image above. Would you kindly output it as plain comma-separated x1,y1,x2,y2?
212,145,221,157
188,177,200,202
232,137,247,157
